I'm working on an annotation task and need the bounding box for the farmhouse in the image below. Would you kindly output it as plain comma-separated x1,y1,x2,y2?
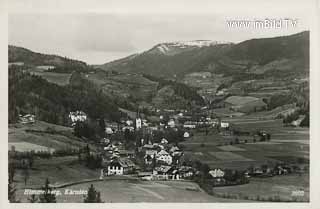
69,111,87,125
106,158,135,175
183,132,190,138
105,127,114,134
183,121,196,129
220,122,230,128
161,138,168,144
224,96,267,113
19,114,35,124
156,150,173,165
152,165,173,180
168,119,176,128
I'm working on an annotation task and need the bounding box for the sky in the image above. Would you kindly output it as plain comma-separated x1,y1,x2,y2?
9,12,310,64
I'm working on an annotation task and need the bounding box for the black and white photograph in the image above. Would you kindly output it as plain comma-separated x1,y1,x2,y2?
3,0,319,205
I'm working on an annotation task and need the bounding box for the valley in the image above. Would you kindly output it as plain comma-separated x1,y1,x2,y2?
8,31,310,203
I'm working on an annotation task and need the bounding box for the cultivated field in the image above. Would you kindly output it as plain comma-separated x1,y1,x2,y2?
181,117,309,170
212,174,309,202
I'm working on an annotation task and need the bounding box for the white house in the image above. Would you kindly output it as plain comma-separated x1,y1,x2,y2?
220,122,229,128
19,114,35,124
136,118,142,129
69,111,87,125
122,126,134,132
156,150,172,165
126,120,134,126
106,158,135,175
161,138,168,144
168,119,175,128
105,127,114,134
209,169,225,178
183,132,190,138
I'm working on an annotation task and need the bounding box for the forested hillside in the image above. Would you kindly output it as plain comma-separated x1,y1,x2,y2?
9,66,121,125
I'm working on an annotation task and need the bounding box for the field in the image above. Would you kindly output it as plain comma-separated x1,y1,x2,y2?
16,179,251,203
14,156,101,189
86,72,158,100
30,71,71,86
212,174,309,202
8,142,55,153
9,121,91,151
181,118,309,170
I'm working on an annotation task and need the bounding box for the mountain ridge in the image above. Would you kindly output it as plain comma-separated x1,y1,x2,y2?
97,31,309,78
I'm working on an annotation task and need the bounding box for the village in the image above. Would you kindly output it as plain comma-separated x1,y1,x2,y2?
64,104,306,187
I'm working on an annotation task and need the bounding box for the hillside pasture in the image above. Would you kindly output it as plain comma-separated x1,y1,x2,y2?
8,142,54,153
9,121,88,151
30,71,71,86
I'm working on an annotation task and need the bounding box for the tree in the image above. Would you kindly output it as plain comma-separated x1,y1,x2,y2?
8,163,15,183
83,184,103,203
8,181,18,203
22,168,30,185
28,194,38,203
39,178,56,203
98,118,106,136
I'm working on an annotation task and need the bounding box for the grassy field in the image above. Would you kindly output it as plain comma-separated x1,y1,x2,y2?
8,142,55,153
14,156,101,189
8,121,89,151
212,174,309,202
30,71,71,86
16,179,251,203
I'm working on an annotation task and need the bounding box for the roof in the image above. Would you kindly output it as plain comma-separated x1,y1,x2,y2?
109,158,135,168
154,165,172,173
118,149,135,155
143,144,157,149
157,150,170,156
225,96,262,106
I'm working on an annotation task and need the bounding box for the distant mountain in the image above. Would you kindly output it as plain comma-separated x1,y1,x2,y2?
148,40,231,56
8,45,89,72
98,31,309,78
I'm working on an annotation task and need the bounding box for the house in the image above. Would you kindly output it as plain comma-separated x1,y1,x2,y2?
105,127,114,135
153,165,173,180
106,158,136,175
170,146,180,153
122,126,134,132
161,138,168,144
220,122,230,128
156,150,172,165
126,120,134,126
100,138,110,145
136,118,142,129
179,166,195,179
19,114,35,124
69,111,87,125
36,65,55,71
183,121,196,129
224,96,267,113
118,149,135,158
209,168,225,178
168,119,175,128
291,115,305,127
183,132,190,138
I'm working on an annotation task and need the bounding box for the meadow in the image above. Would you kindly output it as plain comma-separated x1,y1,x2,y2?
212,174,309,202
